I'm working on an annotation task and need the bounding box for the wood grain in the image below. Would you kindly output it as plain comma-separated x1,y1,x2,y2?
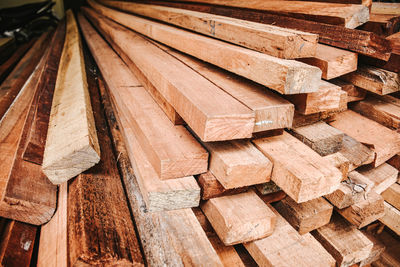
323,152,350,180
379,202,400,236
359,163,398,195
381,183,400,211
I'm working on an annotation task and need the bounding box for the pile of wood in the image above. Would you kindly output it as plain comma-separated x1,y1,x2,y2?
0,0,399,266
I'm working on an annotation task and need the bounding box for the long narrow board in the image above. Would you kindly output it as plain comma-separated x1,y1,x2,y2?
358,163,398,194
197,172,248,200
158,0,369,28
101,0,318,59
253,131,342,203
379,202,400,236
332,79,366,102
87,1,323,95
338,134,375,171
79,13,208,180
83,7,256,142
42,10,100,184
329,110,400,167
382,183,400,211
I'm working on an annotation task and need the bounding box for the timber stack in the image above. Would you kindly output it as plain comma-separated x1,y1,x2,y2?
0,0,399,266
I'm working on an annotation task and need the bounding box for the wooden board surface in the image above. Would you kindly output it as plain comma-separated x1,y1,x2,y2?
323,152,350,180
338,134,375,171
359,163,398,194
382,183,400,211
331,79,366,103
379,202,400,236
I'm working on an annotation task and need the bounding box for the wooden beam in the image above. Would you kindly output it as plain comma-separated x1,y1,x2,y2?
79,13,208,180
21,19,66,165
371,2,400,16
298,44,357,80
99,58,223,266
331,79,366,102
197,171,248,200
37,183,67,267
359,14,400,37
42,10,100,184
291,121,344,156
323,152,350,180
201,190,276,245
358,163,398,194
382,183,400,211
245,205,335,267
203,140,272,189
253,131,342,203
343,66,400,95
359,231,385,267
274,196,333,234
87,1,323,95
379,202,400,236
83,7,256,142
372,228,400,267
312,213,373,267
102,0,318,59
164,48,295,132
338,134,375,171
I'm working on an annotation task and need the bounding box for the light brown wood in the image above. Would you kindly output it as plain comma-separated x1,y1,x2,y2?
274,196,333,234
312,213,373,267
337,191,385,229
203,140,272,189
165,48,295,132
291,121,344,156
331,79,366,102
79,13,208,180
338,134,375,171
371,2,400,16
164,0,370,28
343,66,400,95
286,80,342,115
37,183,67,267
201,190,276,245
244,205,335,267
87,1,323,95
358,163,398,194
329,110,400,167
253,131,342,203
298,44,358,80
379,202,400,236
102,0,318,59
83,7,255,142
323,152,350,180
359,231,385,267
42,10,100,184
381,183,400,211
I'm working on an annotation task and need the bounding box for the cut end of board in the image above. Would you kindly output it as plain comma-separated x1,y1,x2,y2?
284,62,322,95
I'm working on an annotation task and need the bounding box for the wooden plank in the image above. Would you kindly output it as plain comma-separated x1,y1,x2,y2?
371,3,400,16
337,191,385,229
298,44,358,80
331,79,366,102
388,154,400,171
343,66,400,95
21,19,66,165
381,183,400,211
358,163,398,194
329,110,400,167
323,152,350,180
379,202,400,236
87,1,323,95
79,13,208,180
161,0,369,28
245,205,335,267
37,183,67,267
164,48,295,132
193,208,246,267
291,121,344,156
253,131,342,203
351,94,400,130
359,231,385,267
84,7,256,142
0,32,50,120
67,43,144,266
42,10,100,184
0,220,37,267
338,134,375,171
99,59,223,267
312,213,373,267
359,14,400,37
372,229,400,267
274,196,333,234
201,190,276,245
197,171,248,200
102,0,318,59
203,140,272,189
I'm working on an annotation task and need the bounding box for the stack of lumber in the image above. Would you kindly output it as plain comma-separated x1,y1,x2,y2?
0,0,399,266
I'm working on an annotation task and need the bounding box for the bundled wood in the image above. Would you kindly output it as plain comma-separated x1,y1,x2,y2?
290,121,344,156
0,32,50,120
298,44,358,80
274,196,333,234
99,72,223,266
145,0,391,60
201,190,277,245
197,172,248,200
21,20,66,165
87,1,323,95
343,66,400,95
329,110,400,167
83,7,256,142
379,202,400,236
358,163,398,194
67,44,144,266
244,205,335,267
311,213,373,267
42,11,100,184
37,183,67,267
381,183,400,211
101,1,318,59
331,79,366,102
323,152,350,180
253,131,342,203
